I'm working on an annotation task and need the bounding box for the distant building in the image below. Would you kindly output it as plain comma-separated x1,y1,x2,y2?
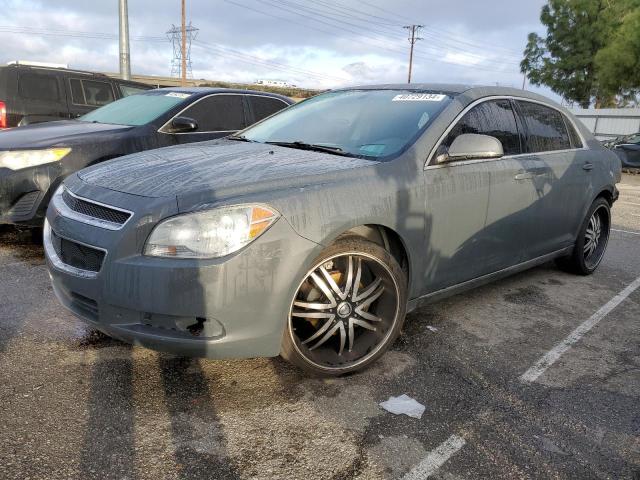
570,108,640,140
255,79,297,88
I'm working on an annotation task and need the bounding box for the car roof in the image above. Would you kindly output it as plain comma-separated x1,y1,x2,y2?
150,86,293,102
337,83,564,109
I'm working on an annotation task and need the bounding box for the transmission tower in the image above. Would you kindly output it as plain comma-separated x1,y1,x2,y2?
166,22,198,80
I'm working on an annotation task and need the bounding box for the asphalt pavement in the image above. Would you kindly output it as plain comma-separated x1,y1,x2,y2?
0,174,639,479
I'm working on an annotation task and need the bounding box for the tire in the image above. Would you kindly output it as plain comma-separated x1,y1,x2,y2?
281,237,407,376
556,197,611,275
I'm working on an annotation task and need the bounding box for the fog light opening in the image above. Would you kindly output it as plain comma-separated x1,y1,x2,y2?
186,317,207,337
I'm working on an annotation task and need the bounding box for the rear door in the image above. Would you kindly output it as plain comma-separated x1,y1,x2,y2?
169,93,247,144
514,100,586,259
67,78,116,118
475,99,536,274
15,71,68,125
245,94,290,125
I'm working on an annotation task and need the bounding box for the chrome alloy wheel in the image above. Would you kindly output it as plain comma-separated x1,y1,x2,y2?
583,205,609,269
288,252,400,371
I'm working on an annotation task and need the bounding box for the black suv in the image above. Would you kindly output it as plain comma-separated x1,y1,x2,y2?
0,64,152,128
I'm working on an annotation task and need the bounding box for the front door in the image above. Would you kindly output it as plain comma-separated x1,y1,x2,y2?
170,94,247,145
423,161,492,293
422,98,530,293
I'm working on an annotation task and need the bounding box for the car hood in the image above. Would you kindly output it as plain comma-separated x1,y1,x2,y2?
0,120,134,149
77,139,377,199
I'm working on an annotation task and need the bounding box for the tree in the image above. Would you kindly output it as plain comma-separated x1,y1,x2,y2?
595,7,640,105
521,0,613,108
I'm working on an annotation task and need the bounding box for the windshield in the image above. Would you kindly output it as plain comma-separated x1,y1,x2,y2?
239,89,453,159
78,91,192,126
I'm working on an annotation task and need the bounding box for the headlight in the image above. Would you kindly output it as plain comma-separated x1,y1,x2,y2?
144,205,279,259
0,148,71,170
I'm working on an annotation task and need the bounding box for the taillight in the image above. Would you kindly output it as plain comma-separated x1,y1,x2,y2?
0,101,6,129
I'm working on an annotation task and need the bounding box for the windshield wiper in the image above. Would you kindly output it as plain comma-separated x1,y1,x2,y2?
265,141,352,156
228,135,256,142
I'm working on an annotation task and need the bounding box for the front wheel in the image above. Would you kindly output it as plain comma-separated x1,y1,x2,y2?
281,237,407,376
557,197,611,275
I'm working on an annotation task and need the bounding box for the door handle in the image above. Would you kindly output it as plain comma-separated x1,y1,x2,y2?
514,172,534,181
582,162,594,171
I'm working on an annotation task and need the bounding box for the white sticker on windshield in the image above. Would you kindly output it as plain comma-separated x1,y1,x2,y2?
165,92,191,99
392,93,446,102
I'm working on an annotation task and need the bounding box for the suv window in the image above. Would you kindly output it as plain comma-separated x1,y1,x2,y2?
249,95,288,122
70,79,114,106
443,99,521,156
18,73,60,101
180,94,245,132
119,84,148,97
82,80,114,106
516,101,571,152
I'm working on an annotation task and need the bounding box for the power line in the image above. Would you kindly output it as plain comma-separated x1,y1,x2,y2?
226,0,519,72
192,39,347,83
355,0,523,56
0,25,344,84
247,0,520,68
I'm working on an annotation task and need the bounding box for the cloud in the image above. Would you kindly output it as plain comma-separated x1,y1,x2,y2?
0,0,556,99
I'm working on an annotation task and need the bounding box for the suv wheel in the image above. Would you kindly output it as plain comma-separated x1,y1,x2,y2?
281,237,407,376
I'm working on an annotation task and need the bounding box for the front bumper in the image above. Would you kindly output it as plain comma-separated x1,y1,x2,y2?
0,163,63,225
44,176,322,359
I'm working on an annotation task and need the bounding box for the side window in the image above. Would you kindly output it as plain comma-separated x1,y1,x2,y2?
18,73,60,101
82,80,114,106
119,84,148,97
180,95,245,132
565,117,583,149
249,96,288,122
69,79,85,104
516,101,571,152
443,99,522,156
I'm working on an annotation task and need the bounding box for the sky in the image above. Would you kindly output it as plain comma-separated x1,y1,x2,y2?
0,0,555,98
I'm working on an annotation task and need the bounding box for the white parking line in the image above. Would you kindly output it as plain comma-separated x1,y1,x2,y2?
612,228,640,236
521,275,640,383
620,201,640,207
403,435,466,479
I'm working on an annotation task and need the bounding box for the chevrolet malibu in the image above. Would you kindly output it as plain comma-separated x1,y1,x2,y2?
44,84,622,376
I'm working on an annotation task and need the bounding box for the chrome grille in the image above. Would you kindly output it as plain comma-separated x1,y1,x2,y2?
62,189,131,226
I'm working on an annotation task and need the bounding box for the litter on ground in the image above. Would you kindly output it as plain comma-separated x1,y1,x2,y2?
379,394,426,419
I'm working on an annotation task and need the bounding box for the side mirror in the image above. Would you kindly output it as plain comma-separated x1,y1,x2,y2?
437,133,504,163
169,116,198,133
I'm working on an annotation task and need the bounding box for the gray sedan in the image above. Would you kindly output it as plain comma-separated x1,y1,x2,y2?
44,84,622,376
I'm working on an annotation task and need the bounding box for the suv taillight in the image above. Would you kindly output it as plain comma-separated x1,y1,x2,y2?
0,101,6,128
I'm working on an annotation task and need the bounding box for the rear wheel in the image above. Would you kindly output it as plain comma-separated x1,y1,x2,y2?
556,197,611,275
281,237,407,376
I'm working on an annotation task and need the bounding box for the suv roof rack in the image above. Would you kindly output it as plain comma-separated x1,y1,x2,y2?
4,62,108,77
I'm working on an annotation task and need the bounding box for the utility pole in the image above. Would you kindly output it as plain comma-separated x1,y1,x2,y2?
118,0,131,80
404,25,423,84
181,0,187,86
522,71,527,90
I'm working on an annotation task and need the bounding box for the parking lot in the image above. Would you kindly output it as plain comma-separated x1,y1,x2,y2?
0,174,638,480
